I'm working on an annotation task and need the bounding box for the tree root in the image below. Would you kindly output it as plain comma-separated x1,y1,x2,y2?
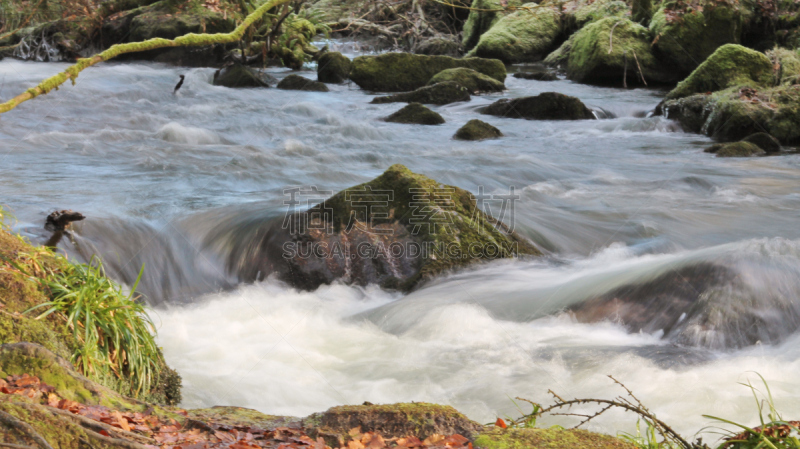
0,410,55,449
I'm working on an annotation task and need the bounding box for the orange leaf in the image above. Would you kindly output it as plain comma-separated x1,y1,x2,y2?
495,418,507,429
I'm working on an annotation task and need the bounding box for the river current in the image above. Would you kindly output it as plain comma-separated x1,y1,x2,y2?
1,46,800,440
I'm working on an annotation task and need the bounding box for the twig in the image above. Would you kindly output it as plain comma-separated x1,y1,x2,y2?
608,20,623,54
631,50,648,86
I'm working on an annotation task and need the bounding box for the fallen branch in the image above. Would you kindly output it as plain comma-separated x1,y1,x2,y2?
0,0,291,115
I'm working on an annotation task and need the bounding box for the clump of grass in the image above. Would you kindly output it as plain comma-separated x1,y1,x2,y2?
28,259,161,396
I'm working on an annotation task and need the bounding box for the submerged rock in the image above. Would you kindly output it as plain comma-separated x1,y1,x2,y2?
665,44,773,100
705,141,765,157
349,53,506,92
428,67,506,93
317,51,352,83
277,74,330,92
454,119,503,140
481,92,595,120
567,17,678,85
384,103,446,124
467,6,562,63
513,71,558,81
227,164,540,291
743,132,782,153
213,64,276,88
372,82,471,105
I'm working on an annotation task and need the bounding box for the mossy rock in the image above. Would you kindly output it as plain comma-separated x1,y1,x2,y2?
349,53,506,92
649,0,750,76
475,428,637,449
768,47,800,85
562,0,630,30
372,82,471,105
306,402,483,444
743,132,782,153
543,34,575,68
454,119,503,140
706,141,765,157
232,164,541,291
415,36,463,57
277,74,330,92
462,0,523,51
466,6,562,63
188,406,299,429
567,17,678,85
384,103,446,124
513,71,558,81
213,64,277,88
481,92,595,120
666,45,773,99
428,68,506,93
317,52,352,83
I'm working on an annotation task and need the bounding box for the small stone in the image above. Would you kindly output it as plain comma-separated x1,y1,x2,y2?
384,103,445,125
454,120,503,140
742,132,781,153
481,92,595,120
513,71,558,81
277,74,329,92
317,52,351,84
372,82,470,105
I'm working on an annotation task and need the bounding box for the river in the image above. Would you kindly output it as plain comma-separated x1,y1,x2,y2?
1,47,799,440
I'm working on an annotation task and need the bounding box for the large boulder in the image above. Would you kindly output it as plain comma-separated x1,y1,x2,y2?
384,103,446,124
372,82,471,105
227,165,540,291
317,51,352,83
349,53,506,92
649,0,751,76
466,5,562,63
561,0,630,30
567,17,679,85
462,0,523,51
213,64,277,88
481,92,595,120
665,44,774,99
454,119,503,140
427,67,506,92
277,74,330,92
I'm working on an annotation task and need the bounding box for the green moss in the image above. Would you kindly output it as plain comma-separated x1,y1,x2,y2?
565,0,630,29
543,33,575,68
742,132,782,153
128,2,234,41
317,51,352,83
466,5,561,63
768,47,800,85
462,0,523,51
650,0,750,76
631,0,652,24
454,119,503,140
428,67,506,93
567,17,677,85
372,82,471,105
0,397,90,449
474,428,637,449
666,44,773,99
188,406,297,428
712,141,765,157
384,103,446,125
349,53,506,92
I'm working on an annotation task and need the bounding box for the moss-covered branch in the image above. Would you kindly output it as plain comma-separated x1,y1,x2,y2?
0,0,291,115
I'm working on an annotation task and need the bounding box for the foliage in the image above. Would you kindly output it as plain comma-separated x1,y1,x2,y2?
27,259,160,396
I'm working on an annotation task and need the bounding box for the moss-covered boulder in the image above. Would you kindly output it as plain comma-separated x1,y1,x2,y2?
384,103,447,124
213,64,277,88
561,0,630,30
665,44,774,99
454,119,503,140
462,0,523,51
475,428,637,449
481,92,595,120
567,17,678,85
428,67,506,92
349,53,506,92
317,51,352,83
229,164,541,291
705,141,765,157
372,82,471,105
513,71,558,81
768,47,800,85
277,74,330,92
649,0,751,76
743,132,782,153
543,34,575,68
306,403,483,444
466,5,561,63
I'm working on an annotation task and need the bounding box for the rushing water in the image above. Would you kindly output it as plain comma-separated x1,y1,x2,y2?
2,48,800,440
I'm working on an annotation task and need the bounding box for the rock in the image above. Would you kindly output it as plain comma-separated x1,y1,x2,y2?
768,47,800,85
187,406,299,429
414,36,463,57
454,119,503,140
349,53,506,92
428,67,506,92
631,0,653,24
649,0,750,76
567,17,678,86
384,103,446,125
743,132,782,153
708,141,765,157
227,164,541,291
306,403,484,444
462,0,523,51
277,74,330,92
475,428,637,449
372,82,471,105
562,0,630,30
12,19,93,62
466,5,562,63
665,44,774,100
513,71,558,81
213,64,277,88
317,52,351,83
481,92,595,120
543,34,575,68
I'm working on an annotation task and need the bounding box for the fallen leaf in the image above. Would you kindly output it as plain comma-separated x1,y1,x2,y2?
495,418,507,429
